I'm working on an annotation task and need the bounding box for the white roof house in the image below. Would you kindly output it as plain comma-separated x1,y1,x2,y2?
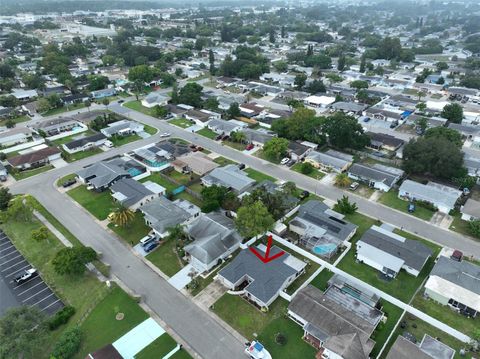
141,91,169,108
398,180,462,213
304,95,336,108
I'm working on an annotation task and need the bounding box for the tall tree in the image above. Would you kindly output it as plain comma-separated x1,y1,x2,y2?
337,54,346,71
110,205,135,227
322,113,370,149
269,28,276,43
235,201,274,239
441,103,463,124
263,137,289,161
208,49,215,74
333,196,358,215
294,73,307,89
0,186,12,211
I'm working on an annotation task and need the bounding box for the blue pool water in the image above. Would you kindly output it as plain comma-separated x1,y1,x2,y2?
128,168,142,176
146,160,168,168
313,243,338,255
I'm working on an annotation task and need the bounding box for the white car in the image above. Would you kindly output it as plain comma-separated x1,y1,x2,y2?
160,132,171,138
280,158,290,165
14,268,38,285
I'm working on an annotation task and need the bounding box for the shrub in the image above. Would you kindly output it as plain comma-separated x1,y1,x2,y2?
275,333,287,345
48,306,76,330
51,327,83,359
415,200,437,212
300,162,314,175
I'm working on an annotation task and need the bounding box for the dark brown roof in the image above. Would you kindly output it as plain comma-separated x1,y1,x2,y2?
8,147,61,167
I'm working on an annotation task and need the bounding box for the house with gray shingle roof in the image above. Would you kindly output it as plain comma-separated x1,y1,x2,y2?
100,120,144,138
217,245,306,308
110,178,158,210
424,256,480,317
356,225,433,278
304,150,353,173
347,163,403,192
201,165,255,193
184,212,242,273
76,159,131,191
398,180,462,213
62,133,107,154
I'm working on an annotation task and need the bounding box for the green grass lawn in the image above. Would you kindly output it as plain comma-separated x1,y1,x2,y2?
254,149,281,164
169,118,193,129
197,127,217,139
223,140,246,151
66,148,103,162
411,292,479,337
146,239,184,277
135,334,181,359
108,211,151,245
380,313,473,359
75,285,149,359
43,102,86,116
310,269,334,291
68,185,115,220
378,190,435,221
291,163,326,180
188,182,204,194
139,174,178,192
213,156,237,166
449,210,474,239
111,134,142,147
370,300,404,357
57,173,77,187
143,124,158,135
11,164,54,180
167,170,199,185
337,213,442,302
0,114,30,126
173,191,203,208
244,167,276,183
1,198,110,357
124,100,155,116
52,129,96,146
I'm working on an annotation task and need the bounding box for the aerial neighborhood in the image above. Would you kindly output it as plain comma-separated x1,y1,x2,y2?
1,1,480,359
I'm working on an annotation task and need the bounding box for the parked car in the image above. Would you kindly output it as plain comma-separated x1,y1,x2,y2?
62,178,77,188
215,135,222,141
280,157,290,165
0,175,6,182
104,140,114,148
238,163,246,170
160,132,171,138
349,182,359,191
117,99,124,104
140,235,155,247
363,117,371,122
196,146,204,152
245,143,254,151
299,190,310,200
286,159,296,167
144,241,158,253
407,202,415,213
14,268,38,285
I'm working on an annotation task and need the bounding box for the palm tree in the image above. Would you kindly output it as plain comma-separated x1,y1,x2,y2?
335,173,352,188
110,205,135,227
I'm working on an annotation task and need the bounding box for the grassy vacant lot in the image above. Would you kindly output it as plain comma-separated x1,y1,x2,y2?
111,134,142,147
108,211,150,245
1,197,109,357
124,100,155,116
146,238,184,277
411,291,479,337
378,190,435,221
310,269,334,291
68,185,115,220
11,164,54,180
213,295,316,358
380,313,473,359
337,213,442,302
244,167,276,183
213,156,237,166
197,127,217,139
75,285,149,359
291,162,326,180
168,118,193,128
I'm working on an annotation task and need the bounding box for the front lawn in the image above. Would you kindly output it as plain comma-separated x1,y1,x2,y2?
0,114,30,126
168,118,193,129
111,134,142,147
197,127,217,139
337,214,442,302
75,285,149,359
135,334,190,359
52,129,96,146
11,164,54,180
254,149,281,164
378,190,435,221
108,211,151,245
381,313,473,359
124,100,155,116
66,148,103,162
213,156,237,166
244,168,276,183
57,173,77,187
449,210,474,239
143,124,158,135
223,140,246,151
291,163,326,180
68,185,115,220
43,102,86,116
146,238,185,277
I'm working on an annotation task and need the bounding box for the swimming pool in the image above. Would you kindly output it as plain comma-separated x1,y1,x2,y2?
127,168,142,177
313,243,338,256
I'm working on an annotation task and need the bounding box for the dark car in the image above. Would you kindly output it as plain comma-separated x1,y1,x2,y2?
215,135,222,141
62,178,77,188
144,241,158,253
0,175,6,182
238,163,246,170
363,117,371,122
299,190,310,200
14,268,38,285
408,202,415,213
118,99,124,104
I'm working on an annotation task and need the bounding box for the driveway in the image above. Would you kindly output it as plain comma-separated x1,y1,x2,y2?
168,264,193,290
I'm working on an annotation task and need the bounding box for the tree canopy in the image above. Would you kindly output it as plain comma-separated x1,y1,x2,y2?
235,201,274,239
441,103,463,124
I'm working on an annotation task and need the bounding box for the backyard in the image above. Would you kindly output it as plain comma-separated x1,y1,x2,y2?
370,300,404,358
51,129,96,146
68,185,115,220
378,190,436,221
139,173,178,192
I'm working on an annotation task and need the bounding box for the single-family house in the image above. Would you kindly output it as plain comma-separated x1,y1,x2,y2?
61,93,90,105
304,150,353,173
387,335,456,359
75,159,131,191
11,88,38,100
217,245,306,309
100,120,144,138
207,119,243,136
448,123,479,139
356,225,433,278
141,91,169,108
288,284,382,359
90,88,116,99
0,127,34,148
347,163,404,192
330,101,367,115
242,128,276,147
287,141,312,161
424,255,480,317
62,133,107,154
289,200,357,258
140,196,200,238
33,117,81,137
110,178,159,210
184,212,242,273
171,152,218,176
184,109,220,127
8,146,61,170
304,95,336,109
367,132,404,152
398,180,462,213
201,165,255,193
460,198,480,221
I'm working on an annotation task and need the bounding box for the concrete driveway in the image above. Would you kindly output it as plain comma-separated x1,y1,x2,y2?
168,264,193,290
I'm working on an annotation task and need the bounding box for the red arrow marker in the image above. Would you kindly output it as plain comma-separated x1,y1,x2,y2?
249,235,285,264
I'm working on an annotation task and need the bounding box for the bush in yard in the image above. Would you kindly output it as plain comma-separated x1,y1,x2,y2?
52,246,97,276
299,162,314,175
275,333,287,346
415,200,438,212
469,220,480,239
48,306,76,330
31,226,49,241
333,195,358,215
51,327,83,359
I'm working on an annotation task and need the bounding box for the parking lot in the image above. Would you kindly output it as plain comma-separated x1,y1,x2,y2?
0,230,64,316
